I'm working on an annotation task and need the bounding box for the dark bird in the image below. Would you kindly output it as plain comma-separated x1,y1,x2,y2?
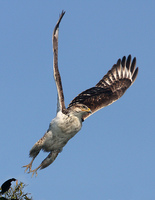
23,11,138,177
0,178,16,195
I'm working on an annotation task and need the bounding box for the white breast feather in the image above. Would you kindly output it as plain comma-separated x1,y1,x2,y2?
42,111,82,152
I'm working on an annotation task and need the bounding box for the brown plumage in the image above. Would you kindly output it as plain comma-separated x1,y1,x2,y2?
68,55,138,120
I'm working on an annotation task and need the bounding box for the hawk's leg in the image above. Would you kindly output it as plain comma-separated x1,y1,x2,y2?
31,151,59,177
23,133,47,173
23,157,36,173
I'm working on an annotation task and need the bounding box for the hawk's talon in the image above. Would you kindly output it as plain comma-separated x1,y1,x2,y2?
22,164,32,173
31,170,38,178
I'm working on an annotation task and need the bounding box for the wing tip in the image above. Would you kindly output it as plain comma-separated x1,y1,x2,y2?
53,10,66,37
131,66,138,85
120,55,138,82
102,55,139,87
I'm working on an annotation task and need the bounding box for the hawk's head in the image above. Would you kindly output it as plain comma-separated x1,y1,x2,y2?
67,103,92,119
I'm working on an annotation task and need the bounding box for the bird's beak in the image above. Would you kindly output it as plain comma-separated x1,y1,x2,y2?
81,107,92,113
86,108,92,113
88,108,92,113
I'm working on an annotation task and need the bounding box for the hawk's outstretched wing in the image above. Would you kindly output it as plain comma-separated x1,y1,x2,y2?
68,55,138,120
52,11,66,113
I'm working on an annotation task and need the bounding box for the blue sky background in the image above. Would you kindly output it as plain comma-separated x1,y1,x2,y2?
0,1,155,200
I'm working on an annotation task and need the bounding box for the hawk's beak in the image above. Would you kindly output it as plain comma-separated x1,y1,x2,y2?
86,108,92,113
81,107,92,113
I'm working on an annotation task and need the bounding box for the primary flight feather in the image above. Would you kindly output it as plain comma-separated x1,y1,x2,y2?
23,11,138,177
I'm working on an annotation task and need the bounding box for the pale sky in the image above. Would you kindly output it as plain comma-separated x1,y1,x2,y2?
0,1,155,200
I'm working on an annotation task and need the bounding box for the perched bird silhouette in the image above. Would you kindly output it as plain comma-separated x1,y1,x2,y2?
23,11,138,177
0,178,16,195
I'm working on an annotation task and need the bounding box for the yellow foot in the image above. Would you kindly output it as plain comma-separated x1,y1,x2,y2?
22,163,32,173
29,168,39,178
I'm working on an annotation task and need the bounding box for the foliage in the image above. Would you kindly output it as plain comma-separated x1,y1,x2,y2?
0,181,32,200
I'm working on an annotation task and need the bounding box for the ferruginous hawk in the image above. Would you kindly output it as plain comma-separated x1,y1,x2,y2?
23,11,138,177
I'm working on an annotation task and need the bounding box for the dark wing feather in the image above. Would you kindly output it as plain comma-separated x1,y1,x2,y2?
68,55,138,120
52,11,66,113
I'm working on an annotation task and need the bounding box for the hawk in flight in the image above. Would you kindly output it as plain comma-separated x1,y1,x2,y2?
23,11,138,176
